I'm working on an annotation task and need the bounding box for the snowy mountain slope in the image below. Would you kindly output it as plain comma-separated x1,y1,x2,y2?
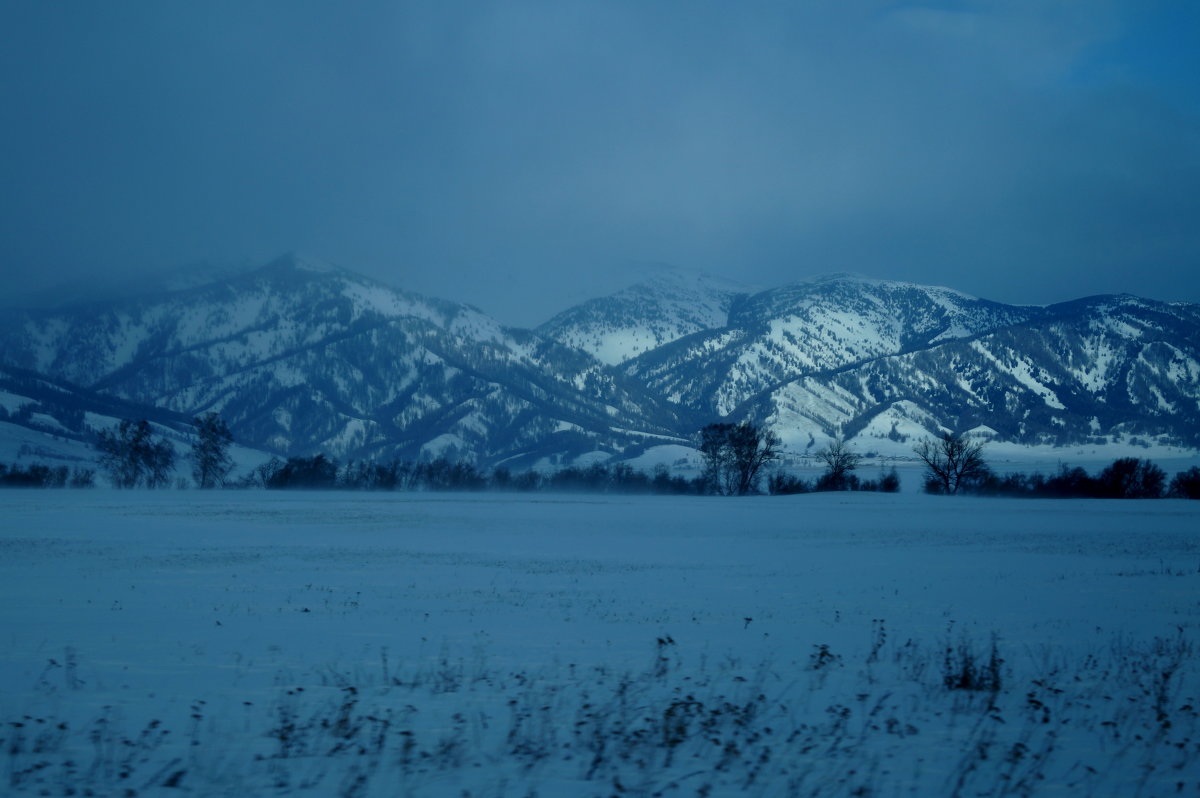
182,317,690,465
0,364,268,469
0,365,140,463
742,294,1200,451
0,254,485,384
536,267,751,365
1,259,1197,467
622,274,1041,416
0,255,688,465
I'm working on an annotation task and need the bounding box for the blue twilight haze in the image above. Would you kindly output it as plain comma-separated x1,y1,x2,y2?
1,1,1197,325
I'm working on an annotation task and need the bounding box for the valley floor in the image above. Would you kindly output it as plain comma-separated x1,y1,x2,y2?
1,490,1198,796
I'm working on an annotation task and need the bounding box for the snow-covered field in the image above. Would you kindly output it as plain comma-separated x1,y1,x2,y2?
2,490,1198,796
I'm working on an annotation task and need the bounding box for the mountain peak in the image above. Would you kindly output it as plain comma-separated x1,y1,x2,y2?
537,268,751,365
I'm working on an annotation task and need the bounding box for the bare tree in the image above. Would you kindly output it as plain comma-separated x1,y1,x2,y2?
699,421,781,495
913,432,988,494
1096,457,1166,499
97,419,176,489
815,435,860,490
191,412,236,488
1168,466,1200,499
699,422,735,495
729,422,782,496
145,438,176,488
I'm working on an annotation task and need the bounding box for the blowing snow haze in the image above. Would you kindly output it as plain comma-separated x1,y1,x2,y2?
2,2,1199,325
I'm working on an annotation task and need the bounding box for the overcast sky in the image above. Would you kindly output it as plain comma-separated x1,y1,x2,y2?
2,1,1198,326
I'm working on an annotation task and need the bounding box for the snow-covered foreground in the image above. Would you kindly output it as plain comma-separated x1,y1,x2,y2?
1,491,1198,797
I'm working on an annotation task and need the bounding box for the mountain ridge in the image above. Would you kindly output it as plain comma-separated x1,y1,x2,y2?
0,258,693,467
1,257,1197,470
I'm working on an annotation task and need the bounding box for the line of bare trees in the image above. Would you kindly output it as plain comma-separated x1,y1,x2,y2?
89,413,234,489
0,462,95,488
913,431,1200,499
239,455,708,494
11,411,1198,500
766,434,901,495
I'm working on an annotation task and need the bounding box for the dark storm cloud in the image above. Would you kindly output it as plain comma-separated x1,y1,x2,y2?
2,1,1198,324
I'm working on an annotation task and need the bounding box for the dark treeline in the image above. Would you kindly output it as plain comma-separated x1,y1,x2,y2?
766,434,900,494
243,455,704,494
947,458,1200,500
243,453,905,495
5,411,1199,500
0,462,95,488
910,432,1200,500
767,467,901,495
5,453,1199,499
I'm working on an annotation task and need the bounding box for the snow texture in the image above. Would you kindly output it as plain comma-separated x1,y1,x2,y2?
1,491,1198,796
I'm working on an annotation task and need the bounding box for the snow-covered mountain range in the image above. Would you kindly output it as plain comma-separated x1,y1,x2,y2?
2,255,1197,469
0,256,688,468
